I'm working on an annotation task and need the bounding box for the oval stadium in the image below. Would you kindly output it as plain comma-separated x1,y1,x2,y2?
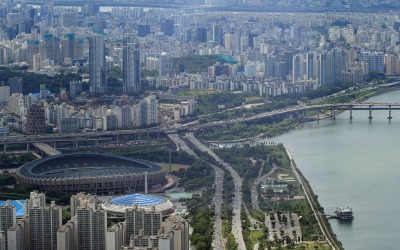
102,193,174,215
17,153,166,195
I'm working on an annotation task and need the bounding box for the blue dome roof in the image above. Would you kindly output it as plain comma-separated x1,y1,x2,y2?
110,193,164,206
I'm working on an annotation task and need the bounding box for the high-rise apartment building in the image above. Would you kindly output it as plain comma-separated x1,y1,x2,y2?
60,12,78,27
0,200,16,250
24,104,46,135
318,51,335,86
306,51,318,80
0,232,5,250
212,24,223,45
7,217,28,250
116,106,132,129
89,35,107,94
70,193,101,217
163,215,189,250
8,77,22,94
105,222,124,250
69,80,82,99
333,48,347,84
124,205,162,245
27,201,62,250
76,205,107,250
133,95,158,127
292,54,305,84
123,34,141,93
161,19,174,36
158,52,172,77
361,51,385,74
0,85,10,104
57,217,76,250
385,54,400,76
145,95,158,125
40,34,61,65
62,34,84,61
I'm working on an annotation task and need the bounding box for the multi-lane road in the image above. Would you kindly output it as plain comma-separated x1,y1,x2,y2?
167,133,225,249
186,133,246,250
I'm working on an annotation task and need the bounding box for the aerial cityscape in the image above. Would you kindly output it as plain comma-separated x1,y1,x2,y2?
1,0,400,249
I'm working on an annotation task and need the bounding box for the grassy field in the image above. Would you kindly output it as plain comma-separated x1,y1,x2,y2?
292,242,331,249
250,230,264,248
156,163,190,172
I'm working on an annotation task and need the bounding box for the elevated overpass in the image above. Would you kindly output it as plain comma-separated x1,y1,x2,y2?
32,143,61,156
1,102,400,147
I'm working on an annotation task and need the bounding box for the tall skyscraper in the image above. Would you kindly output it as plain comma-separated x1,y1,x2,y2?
123,34,141,93
248,33,258,49
89,35,107,94
318,51,335,86
196,27,207,43
161,19,174,36
292,54,305,83
306,51,318,80
333,48,347,85
212,24,223,45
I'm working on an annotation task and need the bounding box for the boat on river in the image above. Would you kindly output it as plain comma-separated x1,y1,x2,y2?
335,207,354,220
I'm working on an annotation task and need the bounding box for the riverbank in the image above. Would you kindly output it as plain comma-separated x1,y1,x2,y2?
286,148,344,250
201,85,400,144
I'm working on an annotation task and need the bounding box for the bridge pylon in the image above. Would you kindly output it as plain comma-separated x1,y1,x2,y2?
368,105,373,120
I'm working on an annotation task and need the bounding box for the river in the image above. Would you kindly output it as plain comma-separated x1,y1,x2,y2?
271,90,400,249
219,90,400,249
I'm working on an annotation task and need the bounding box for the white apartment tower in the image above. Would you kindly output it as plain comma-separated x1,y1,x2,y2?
76,205,107,250
163,215,189,250
124,205,162,245
27,201,62,250
134,95,158,127
117,106,133,129
7,217,28,250
146,95,158,125
57,217,77,250
0,231,5,250
105,222,124,250
70,193,101,217
158,52,172,77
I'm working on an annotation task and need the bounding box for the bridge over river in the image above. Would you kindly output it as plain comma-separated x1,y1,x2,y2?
1,102,399,147
183,102,400,132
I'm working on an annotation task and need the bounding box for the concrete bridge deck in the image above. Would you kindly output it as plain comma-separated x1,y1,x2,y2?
32,143,61,156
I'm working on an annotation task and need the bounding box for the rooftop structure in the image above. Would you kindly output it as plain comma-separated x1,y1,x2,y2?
17,153,166,195
102,193,174,215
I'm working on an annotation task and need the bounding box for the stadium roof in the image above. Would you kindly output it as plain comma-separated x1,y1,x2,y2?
110,193,164,206
18,153,162,180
